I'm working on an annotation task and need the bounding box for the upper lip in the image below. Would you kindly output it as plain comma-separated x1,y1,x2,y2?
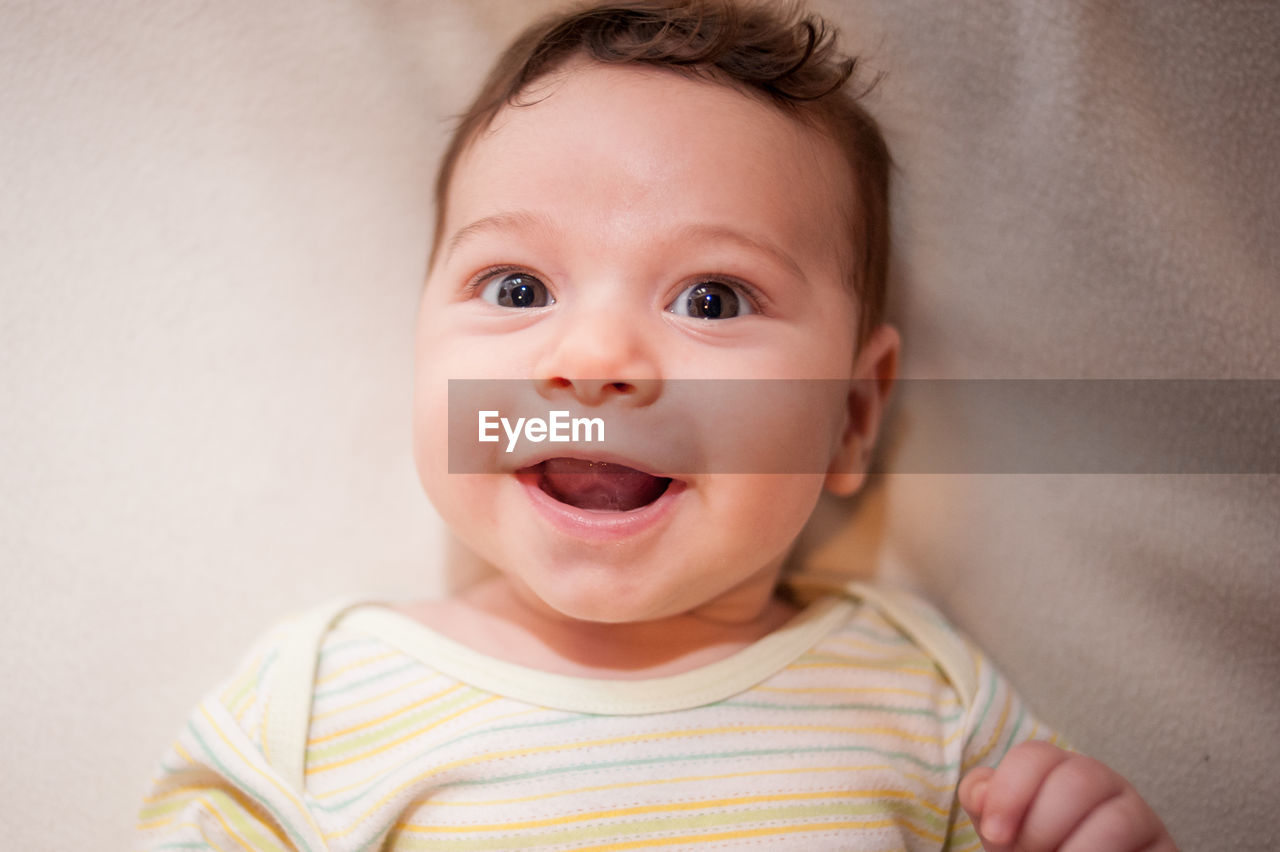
511,449,679,481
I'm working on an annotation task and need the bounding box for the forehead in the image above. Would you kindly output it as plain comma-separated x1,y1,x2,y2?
443,61,853,279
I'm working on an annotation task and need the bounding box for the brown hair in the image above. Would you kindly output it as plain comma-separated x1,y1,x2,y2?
430,0,891,344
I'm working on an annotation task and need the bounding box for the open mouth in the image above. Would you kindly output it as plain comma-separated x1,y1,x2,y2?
522,458,673,512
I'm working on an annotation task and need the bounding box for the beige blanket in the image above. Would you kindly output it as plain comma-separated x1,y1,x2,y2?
1,1,1274,848
801,3,1280,850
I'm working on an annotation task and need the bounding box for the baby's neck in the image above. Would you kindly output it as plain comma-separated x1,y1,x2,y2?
401,577,800,680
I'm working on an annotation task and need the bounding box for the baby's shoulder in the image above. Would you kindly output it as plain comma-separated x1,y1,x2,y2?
196,602,373,733
791,578,982,710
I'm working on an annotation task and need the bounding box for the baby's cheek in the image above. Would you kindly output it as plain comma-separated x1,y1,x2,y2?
411,400,448,483
724,474,826,547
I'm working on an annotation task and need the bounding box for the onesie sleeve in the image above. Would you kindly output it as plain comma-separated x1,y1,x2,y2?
941,637,1071,852
135,622,328,852
823,580,1073,851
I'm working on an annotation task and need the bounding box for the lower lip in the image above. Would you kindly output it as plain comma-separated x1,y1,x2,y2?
516,472,685,542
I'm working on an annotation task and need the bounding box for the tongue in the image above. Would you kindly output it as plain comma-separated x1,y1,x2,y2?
539,458,670,512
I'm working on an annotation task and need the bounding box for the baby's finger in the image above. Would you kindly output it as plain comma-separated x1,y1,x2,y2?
958,766,995,823
1017,755,1125,850
975,741,1071,848
1059,788,1174,852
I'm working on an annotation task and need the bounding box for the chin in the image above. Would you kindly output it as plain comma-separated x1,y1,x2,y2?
523,571,673,626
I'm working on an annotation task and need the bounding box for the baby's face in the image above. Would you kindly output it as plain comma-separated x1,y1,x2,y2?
415,61,889,624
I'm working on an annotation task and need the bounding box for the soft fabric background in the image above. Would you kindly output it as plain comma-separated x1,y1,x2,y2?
1,1,1276,850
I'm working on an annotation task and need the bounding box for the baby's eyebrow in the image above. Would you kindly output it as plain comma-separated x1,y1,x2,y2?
669,223,807,283
444,210,555,261
444,212,806,284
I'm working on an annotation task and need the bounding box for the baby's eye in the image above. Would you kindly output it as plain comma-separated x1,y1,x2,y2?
666,281,753,320
480,272,554,308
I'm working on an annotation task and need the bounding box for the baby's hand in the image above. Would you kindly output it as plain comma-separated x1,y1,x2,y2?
958,741,1176,851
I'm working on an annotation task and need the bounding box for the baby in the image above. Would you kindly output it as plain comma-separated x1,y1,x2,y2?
139,1,1175,850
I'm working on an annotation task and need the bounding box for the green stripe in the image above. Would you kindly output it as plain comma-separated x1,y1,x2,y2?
998,703,1027,761
963,667,999,755
440,741,955,788
390,798,942,851
209,788,291,851
223,649,277,712
311,712,589,813
406,709,584,753
794,653,933,670
319,636,380,660
945,819,980,851
723,699,963,722
142,790,287,852
138,792,190,824
312,659,424,701
307,687,486,765
185,718,314,852
318,721,957,815
335,740,958,849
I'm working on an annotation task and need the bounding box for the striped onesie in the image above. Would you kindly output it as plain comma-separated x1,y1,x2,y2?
137,581,1062,851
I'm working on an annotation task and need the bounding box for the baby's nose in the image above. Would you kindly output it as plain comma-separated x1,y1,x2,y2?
541,375,658,406
533,306,661,406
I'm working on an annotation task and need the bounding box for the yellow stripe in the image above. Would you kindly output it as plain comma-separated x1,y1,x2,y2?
307,683,466,746
418,720,956,765
140,765,292,848
752,683,955,703
314,750,954,810
308,694,501,775
218,789,296,851
259,687,274,765
139,784,270,821
138,790,192,829
308,706,546,803
191,795,252,852
174,740,196,765
219,648,265,707
310,671,431,723
960,678,1013,772
198,704,326,843
142,782,294,849
574,818,903,851
232,692,257,726
899,816,948,845
321,721,953,841
825,634,934,656
951,833,985,852
790,660,947,680
194,820,230,852
139,783,194,816
896,765,956,796
425,763,903,808
444,704,547,741
314,649,400,687
405,786,950,836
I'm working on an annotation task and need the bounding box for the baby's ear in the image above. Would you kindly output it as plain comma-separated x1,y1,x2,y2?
825,324,899,496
